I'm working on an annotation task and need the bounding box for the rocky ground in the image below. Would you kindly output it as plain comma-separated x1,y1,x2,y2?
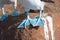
0,0,60,40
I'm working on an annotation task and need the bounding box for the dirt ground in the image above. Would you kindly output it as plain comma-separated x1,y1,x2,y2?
0,0,60,40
